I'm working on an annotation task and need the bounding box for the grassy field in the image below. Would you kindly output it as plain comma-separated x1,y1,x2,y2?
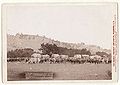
7,62,112,81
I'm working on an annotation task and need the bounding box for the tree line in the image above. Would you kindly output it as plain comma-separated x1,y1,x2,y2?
7,48,34,58
39,43,91,57
7,43,110,58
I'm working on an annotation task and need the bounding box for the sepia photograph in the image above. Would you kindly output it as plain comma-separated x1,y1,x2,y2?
2,3,118,82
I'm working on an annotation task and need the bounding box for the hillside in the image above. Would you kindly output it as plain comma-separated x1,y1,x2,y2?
7,33,111,54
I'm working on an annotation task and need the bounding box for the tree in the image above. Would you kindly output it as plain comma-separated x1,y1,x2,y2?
7,48,34,58
40,43,60,56
40,43,92,57
81,48,87,55
96,51,109,57
86,50,91,56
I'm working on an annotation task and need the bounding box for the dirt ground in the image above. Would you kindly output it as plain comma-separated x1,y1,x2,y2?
7,62,112,81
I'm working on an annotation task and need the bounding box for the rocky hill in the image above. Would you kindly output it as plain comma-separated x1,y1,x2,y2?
7,33,111,54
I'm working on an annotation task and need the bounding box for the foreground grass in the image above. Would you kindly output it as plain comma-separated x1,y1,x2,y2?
7,62,112,80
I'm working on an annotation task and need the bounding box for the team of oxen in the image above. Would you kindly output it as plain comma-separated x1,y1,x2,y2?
25,53,111,64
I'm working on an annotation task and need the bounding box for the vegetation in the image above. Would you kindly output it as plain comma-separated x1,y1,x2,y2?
39,43,91,57
96,51,111,58
7,48,34,58
7,43,111,58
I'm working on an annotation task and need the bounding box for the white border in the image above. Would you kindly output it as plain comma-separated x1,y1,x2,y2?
0,0,119,85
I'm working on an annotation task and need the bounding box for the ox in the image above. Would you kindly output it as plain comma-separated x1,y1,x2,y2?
26,57,41,64
49,54,60,64
60,55,69,63
67,57,76,64
68,57,86,64
103,57,111,64
41,54,50,63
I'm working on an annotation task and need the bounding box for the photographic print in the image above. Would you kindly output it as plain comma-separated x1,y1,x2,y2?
2,3,118,82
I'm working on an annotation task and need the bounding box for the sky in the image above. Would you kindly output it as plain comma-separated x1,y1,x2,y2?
5,3,116,49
